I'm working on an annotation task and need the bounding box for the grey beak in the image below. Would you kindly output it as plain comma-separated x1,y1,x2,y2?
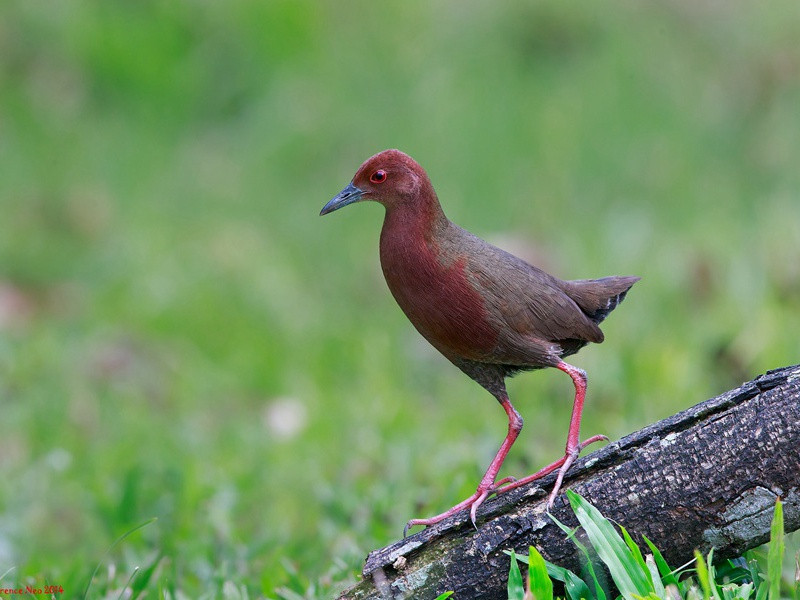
320,182,365,216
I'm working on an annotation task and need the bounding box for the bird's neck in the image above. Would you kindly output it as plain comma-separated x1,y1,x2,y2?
378,194,452,296
380,192,449,246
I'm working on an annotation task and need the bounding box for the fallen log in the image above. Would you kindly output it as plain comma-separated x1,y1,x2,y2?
337,364,800,600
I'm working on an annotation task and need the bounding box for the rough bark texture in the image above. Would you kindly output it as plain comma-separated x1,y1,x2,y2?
337,364,800,600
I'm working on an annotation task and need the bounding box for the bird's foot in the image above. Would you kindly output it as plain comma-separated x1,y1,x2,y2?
543,434,608,508
403,435,607,537
403,483,496,538
493,434,609,507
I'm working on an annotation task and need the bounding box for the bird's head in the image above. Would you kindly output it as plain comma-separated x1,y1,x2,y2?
320,149,434,216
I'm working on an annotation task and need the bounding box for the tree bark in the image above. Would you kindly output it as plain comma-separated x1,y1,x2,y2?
337,364,800,600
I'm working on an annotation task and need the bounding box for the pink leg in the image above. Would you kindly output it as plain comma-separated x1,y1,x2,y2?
404,361,607,535
494,361,607,507
404,394,522,537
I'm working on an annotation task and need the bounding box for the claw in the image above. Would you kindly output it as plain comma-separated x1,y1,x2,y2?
469,490,490,529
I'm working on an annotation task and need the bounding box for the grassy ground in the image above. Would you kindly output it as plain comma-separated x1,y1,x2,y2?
1,1,798,597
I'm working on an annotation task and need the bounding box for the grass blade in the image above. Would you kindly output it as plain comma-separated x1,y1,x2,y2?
767,499,785,600
620,525,654,589
707,549,724,600
695,549,711,600
643,535,679,587
83,517,158,600
545,561,594,600
130,553,163,599
550,511,607,600
566,490,652,600
505,549,593,600
755,579,769,600
527,546,554,600
117,567,140,600
646,554,667,599
509,550,526,600
746,555,764,592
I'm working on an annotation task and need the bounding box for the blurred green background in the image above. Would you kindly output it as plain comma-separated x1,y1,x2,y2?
1,0,798,597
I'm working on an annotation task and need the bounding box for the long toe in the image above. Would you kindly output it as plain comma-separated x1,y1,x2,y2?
492,476,517,489
579,434,609,450
404,484,499,537
546,435,608,508
404,491,481,537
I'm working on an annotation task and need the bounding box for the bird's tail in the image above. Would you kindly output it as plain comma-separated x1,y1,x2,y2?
561,275,640,325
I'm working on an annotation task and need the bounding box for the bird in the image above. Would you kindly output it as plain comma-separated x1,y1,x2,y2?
321,149,639,535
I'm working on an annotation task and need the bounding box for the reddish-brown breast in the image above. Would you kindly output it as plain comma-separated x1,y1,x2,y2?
379,205,499,362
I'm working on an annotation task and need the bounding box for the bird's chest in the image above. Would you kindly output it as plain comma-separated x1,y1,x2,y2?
379,233,497,359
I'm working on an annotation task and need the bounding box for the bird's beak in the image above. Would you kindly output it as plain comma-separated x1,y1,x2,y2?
320,182,365,216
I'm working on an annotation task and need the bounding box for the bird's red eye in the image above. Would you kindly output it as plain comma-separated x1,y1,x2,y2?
370,170,387,184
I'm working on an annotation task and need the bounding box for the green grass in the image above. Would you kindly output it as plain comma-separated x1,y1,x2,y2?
508,493,799,600
0,0,799,597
